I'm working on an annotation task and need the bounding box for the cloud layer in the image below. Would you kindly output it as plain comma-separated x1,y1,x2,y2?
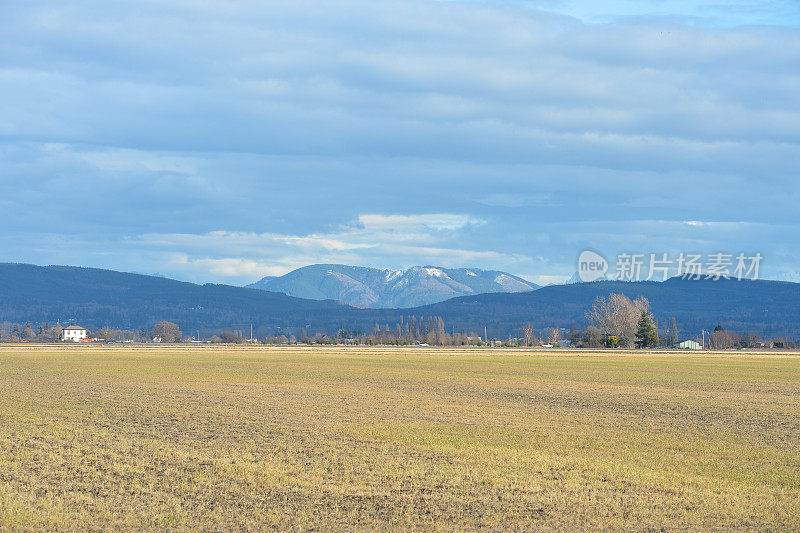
0,0,798,284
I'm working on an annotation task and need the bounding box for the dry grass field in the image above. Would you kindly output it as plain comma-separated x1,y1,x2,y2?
1,345,799,531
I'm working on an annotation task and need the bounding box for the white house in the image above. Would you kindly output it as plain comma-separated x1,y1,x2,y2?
674,339,702,350
60,325,88,342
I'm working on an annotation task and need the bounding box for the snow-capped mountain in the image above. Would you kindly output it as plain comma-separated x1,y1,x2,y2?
246,264,538,308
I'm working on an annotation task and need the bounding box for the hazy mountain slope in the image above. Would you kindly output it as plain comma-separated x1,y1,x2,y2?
247,264,538,307
401,277,800,338
2,263,799,338
0,263,349,334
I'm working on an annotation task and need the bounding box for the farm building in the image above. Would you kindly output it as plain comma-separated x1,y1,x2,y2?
60,325,88,342
674,339,702,350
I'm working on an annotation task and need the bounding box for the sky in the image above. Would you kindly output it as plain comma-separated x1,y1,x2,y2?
1,0,799,286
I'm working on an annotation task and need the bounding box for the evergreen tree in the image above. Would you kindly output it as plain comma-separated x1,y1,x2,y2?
635,311,658,348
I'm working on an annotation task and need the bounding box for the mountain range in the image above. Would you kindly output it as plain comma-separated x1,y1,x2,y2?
246,264,538,307
408,277,800,339
1,262,799,338
0,263,349,336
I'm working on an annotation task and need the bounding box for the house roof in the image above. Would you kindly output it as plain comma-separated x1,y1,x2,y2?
63,326,86,331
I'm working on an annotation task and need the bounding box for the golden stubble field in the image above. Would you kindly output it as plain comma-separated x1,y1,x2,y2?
0,345,799,531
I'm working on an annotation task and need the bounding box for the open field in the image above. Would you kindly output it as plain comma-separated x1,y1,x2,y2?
1,345,799,530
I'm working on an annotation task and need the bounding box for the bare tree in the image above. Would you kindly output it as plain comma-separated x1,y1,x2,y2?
522,322,536,347
586,293,649,338
546,327,561,346
665,317,679,346
96,327,116,341
583,325,604,348
152,321,182,343
741,333,762,348
708,328,740,349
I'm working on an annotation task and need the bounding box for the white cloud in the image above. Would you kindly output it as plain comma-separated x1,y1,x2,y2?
1,0,798,286
170,255,284,278
127,213,522,282
530,274,571,286
357,213,483,231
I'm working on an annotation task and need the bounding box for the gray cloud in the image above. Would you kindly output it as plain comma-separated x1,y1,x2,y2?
0,0,798,284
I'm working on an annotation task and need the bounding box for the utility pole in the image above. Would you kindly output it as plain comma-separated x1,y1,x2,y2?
484,325,488,344
250,323,253,342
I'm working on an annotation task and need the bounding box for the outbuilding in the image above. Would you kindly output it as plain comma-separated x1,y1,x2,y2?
674,339,702,350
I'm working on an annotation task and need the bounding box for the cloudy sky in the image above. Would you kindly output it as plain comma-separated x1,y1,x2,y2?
1,0,798,285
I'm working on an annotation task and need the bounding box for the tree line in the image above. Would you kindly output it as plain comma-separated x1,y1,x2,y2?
1,297,797,349
574,293,793,349
235,315,489,346
0,321,182,343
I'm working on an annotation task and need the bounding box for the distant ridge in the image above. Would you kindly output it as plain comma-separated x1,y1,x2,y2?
0,263,349,333
1,263,799,338
246,264,538,308
410,277,800,338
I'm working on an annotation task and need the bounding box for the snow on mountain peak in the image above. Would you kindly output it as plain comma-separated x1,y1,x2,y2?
423,267,449,278
385,269,403,282
495,273,534,291
248,264,538,307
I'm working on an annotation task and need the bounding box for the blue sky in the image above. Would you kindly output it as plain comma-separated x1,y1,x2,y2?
1,0,799,285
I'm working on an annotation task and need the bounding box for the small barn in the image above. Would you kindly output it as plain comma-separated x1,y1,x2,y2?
674,339,702,350
60,325,88,342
